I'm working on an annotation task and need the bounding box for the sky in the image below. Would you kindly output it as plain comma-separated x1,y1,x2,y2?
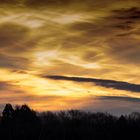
0,0,140,115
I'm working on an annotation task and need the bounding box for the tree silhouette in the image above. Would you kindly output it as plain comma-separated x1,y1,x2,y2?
2,104,14,121
0,104,140,140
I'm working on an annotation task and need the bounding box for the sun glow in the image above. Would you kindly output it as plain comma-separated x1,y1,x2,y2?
34,50,60,66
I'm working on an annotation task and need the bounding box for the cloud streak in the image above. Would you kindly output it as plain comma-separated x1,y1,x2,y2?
97,96,140,103
45,75,140,92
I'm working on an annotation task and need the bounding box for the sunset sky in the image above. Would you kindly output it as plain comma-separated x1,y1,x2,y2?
0,0,140,115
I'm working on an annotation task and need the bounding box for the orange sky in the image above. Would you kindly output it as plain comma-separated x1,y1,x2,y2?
0,0,140,115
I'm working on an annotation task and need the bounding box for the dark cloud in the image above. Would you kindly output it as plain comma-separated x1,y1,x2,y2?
24,0,110,8
106,37,140,64
45,75,140,92
25,0,72,6
69,20,128,46
104,8,140,64
112,7,140,21
0,0,114,7
70,21,108,37
0,22,30,53
80,96,140,115
0,53,30,70
0,81,12,90
0,0,18,4
70,7,140,38
106,7,140,35
24,0,139,11
0,94,64,103
0,81,24,93
69,7,140,65
97,96,140,103
0,0,86,8
0,0,139,11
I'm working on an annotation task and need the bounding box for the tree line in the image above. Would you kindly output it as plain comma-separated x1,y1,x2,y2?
0,104,140,140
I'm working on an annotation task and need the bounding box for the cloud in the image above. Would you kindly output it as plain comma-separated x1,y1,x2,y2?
106,37,140,64
24,0,112,8
0,22,34,71
23,0,140,12
0,0,18,4
45,75,140,92
70,7,140,38
0,0,86,8
97,96,140,103
0,53,31,70
0,81,25,94
0,81,12,90
25,0,69,6
68,7,140,66
105,8,140,32
79,95,140,115
112,7,140,21
0,94,63,103
0,22,30,53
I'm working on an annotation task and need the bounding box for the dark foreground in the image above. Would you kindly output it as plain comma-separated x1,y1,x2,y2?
0,104,140,140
